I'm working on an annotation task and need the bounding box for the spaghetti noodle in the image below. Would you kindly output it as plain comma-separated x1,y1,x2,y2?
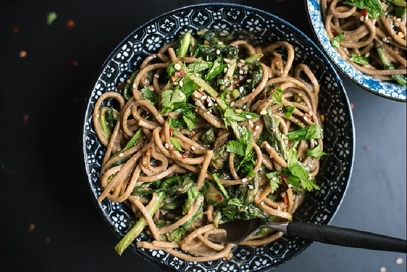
93,29,325,261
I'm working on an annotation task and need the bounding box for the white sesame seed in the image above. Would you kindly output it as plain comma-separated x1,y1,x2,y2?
201,95,207,100
242,178,248,183
248,185,254,189
379,267,387,272
191,146,196,151
245,114,252,119
230,102,235,107
255,125,260,130
260,109,267,115
164,143,169,149
179,80,184,87
248,120,254,128
154,74,160,78
395,258,404,265
119,153,124,157
207,101,213,107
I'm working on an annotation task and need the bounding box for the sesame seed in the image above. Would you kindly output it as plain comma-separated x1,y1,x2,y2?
255,125,260,130
230,102,235,107
242,178,248,183
248,120,254,128
154,74,160,78
379,267,387,272
191,146,196,151
119,153,124,157
245,114,252,119
164,143,169,149
260,109,267,115
248,185,254,189
395,257,404,265
216,49,221,54
201,95,207,100
265,143,271,149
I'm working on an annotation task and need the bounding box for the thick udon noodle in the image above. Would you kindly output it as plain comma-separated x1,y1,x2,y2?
93,35,323,261
321,0,406,81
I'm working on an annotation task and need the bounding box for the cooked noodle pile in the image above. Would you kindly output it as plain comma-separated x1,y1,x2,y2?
321,0,406,85
93,30,324,261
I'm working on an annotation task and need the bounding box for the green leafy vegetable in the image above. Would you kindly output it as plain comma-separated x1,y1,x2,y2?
330,33,345,48
349,54,369,65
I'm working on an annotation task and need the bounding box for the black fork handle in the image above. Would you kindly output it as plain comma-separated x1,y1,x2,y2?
285,222,407,253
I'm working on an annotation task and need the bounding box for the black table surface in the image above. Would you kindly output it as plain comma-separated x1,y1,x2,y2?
1,1,406,271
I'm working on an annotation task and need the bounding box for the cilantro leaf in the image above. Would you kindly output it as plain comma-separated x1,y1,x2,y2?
343,0,384,19
330,33,344,48
307,145,327,159
265,171,281,192
142,87,158,105
286,124,323,141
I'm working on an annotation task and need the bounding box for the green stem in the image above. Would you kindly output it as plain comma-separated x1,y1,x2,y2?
114,191,166,255
189,74,228,110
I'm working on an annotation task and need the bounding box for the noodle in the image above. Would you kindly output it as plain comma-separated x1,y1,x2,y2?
93,30,325,261
321,0,407,85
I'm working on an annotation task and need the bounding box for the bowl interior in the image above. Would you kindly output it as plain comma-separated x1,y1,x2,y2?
306,0,406,102
82,3,355,271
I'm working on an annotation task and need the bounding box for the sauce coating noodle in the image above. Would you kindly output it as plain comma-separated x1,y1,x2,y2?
93,30,324,261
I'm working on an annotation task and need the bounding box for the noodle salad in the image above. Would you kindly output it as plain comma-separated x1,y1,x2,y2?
322,0,406,86
93,30,325,261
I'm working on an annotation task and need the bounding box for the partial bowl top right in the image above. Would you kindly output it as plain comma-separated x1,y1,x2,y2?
306,0,406,102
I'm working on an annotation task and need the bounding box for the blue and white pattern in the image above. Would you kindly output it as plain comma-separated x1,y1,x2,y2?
82,3,355,271
306,0,406,102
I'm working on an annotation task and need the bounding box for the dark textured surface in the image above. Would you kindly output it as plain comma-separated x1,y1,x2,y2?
1,1,405,272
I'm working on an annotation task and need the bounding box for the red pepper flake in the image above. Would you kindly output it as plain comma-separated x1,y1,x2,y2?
19,50,27,58
169,128,173,136
23,114,29,124
65,19,75,29
65,58,78,67
117,81,125,90
216,194,223,201
363,145,371,151
181,153,187,159
360,8,367,19
12,26,19,34
27,223,35,233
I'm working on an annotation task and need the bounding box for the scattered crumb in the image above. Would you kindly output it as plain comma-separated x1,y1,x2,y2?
363,145,371,151
23,114,29,124
12,26,19,34
65,19,75,29
46,11,58,25
350,103,354,109
65,59,78,67
27,223,35,233
19,50,27,58
395,257,404,265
